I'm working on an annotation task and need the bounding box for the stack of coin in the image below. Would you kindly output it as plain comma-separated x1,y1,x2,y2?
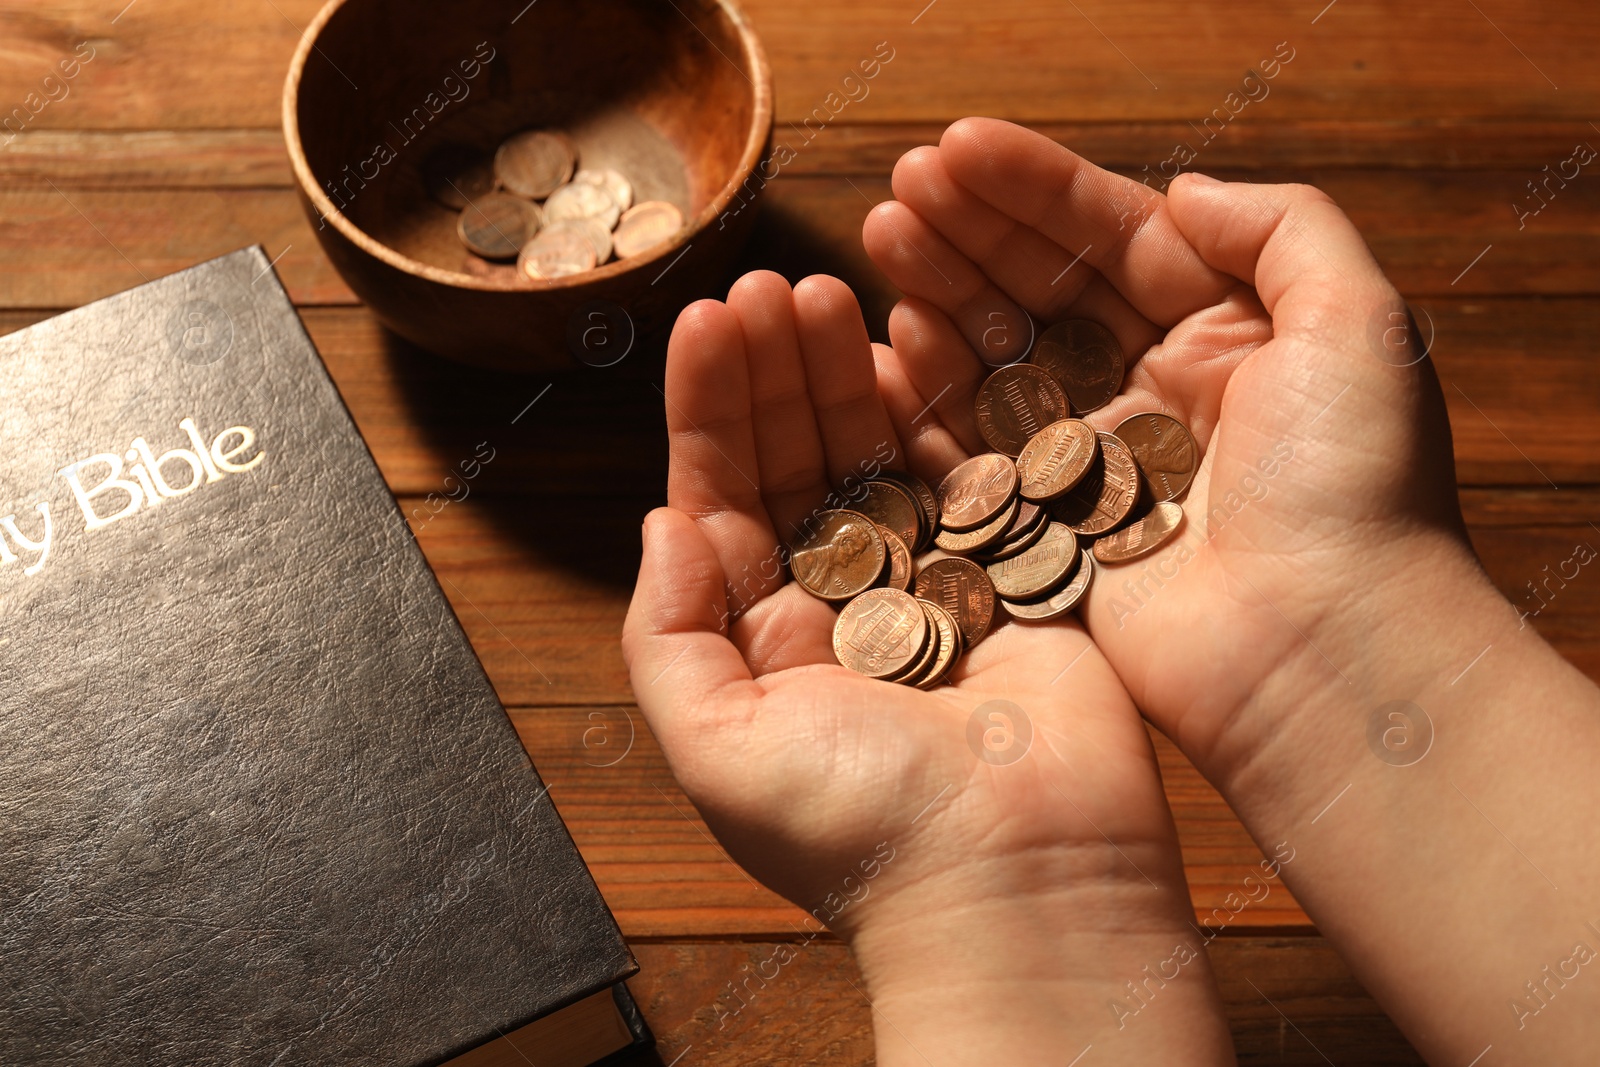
787,318,1202,686
424,130,686,280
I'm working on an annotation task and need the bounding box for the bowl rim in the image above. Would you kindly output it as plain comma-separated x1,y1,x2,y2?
281,0,774,292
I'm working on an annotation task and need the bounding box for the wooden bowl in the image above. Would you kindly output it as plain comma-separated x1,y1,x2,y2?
283,0,772,372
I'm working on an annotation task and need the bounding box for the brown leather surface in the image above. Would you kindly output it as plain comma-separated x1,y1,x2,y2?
0,248,635,1065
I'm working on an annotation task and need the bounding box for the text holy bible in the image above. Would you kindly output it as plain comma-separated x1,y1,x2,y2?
0,249,647,1066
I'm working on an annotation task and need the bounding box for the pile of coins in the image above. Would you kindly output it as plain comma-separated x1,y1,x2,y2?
790,319,1201,687
423,130,686,280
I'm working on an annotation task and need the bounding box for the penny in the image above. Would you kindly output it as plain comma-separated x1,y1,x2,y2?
833,588,930,680
872,471,938,552
1031,319,1125,414
913,600,963,690
1114,413,1199,502
974,364,1071,456
986,523,1080,601
935,498,1018,555
544,180,623,230
456,193,544,260
914,557,998,649
876,526,915,592
1002,550,1096,620
1048,432,1141,537
568,216,614,264
519,220,600,279
936,454,1017,531
423,144,495,210
974,500,1047,563
1092,501,1185,564
614,201,685,258
885,600,943,685
495,130,576,200
1016,418,1099,502
789,509,886,602
575,168,634,212
854,480,921,550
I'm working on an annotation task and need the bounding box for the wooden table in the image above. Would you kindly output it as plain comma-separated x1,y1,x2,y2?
4,1,1596,1061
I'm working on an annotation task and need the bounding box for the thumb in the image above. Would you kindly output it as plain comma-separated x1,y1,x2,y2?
1165,173,1462,530
622,507,759,758
1166,173,1399,334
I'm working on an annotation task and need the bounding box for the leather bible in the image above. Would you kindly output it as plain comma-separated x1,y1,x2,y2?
0,248,648,1066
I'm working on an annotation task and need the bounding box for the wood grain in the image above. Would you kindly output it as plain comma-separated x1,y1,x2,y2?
620,936,1423,1065
6,121,1599,193
0,188,352,307
2,167,1597,311
310,293,1600,491
3,0,1594,1057
0,0,1594,129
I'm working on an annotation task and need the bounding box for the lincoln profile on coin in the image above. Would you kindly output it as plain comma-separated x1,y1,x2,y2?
791,518,874,594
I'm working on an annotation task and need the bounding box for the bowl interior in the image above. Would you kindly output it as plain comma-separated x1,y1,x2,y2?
293,0,759,281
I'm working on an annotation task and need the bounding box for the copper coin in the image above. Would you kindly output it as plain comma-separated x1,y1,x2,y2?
1114,413,1199,502
614,201,685,258
935,498,1018,555
1049,432,1141,537
974,364,1071,456
887,600,943,685
575,168,634,212
545,180,623,230
495,130,576,200
832,588,930,680
986,522,1080,601
914,557,998,648
975,500,1048,562
568,216,614,264
789,509,886,602
873,471,938,552
1002,550,1095,620
936,454,1018,531
1031,319,1125,414
423,144,495,210
518,220,599,280
876,525,915,592
853,480,922,551
1016,418,1099,502
1093,501,1185,564
913,600,963,690
457,193,544,260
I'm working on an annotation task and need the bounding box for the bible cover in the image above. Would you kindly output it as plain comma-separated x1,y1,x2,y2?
0,248,643,1065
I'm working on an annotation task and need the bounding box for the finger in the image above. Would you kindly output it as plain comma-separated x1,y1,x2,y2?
938,117,1235,326
726,271,834,542
882,146,1170,375
1165,173,1397,331
884,297,986,456
889,145,1103,322
791,275,909,481
862,200,1034,366
663,300,782,603
872,341,972,483
622,508,761,756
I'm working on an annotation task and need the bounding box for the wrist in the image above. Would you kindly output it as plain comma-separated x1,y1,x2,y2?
1185,527,1600,1063
843,850,1236,1066
1199,526,1502,816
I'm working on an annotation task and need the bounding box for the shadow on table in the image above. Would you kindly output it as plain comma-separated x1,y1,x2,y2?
379,199,893,588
